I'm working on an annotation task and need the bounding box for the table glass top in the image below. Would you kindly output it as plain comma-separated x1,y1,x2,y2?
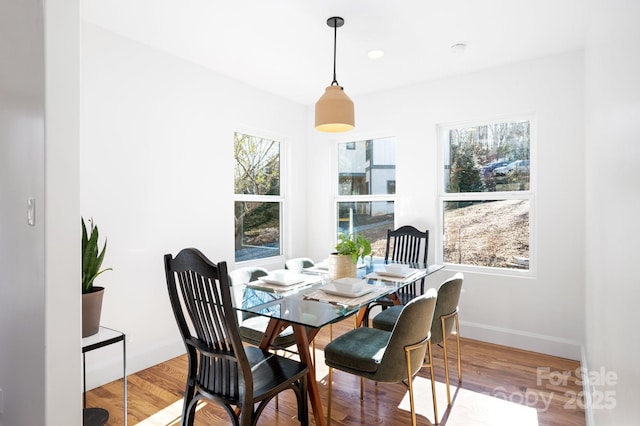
231,259,444,329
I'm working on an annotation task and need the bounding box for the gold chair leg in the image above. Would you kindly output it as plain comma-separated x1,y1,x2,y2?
405,349,417,426
406,338,438,425
441,316,451,405
327,367,333,425
455,313,462,384
427,340,439,424
441,310,461,405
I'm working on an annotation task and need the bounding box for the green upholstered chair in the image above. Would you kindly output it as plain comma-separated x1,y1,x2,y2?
324,290,439,426
228,266,297,351
284,257,315,272
372,272,464,404
164,248,309,426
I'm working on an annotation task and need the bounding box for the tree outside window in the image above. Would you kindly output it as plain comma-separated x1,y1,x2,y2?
234,132,282,262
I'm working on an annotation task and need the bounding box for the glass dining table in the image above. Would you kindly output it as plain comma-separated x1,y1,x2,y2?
231,259,444,426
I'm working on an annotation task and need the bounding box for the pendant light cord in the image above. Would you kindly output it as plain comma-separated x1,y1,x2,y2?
331,18,339,86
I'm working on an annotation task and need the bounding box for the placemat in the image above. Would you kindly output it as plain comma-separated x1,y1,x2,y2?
247,275,322,293
303,285,393,307
364,269,426,284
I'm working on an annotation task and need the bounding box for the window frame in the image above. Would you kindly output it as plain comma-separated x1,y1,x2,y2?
436,115,537,277
233,130,287,265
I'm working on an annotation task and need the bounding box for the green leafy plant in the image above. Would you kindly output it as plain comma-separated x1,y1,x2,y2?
82,217,112,294
335,232,372,264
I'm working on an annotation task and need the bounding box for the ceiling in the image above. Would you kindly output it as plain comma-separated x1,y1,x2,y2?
82,0,587,106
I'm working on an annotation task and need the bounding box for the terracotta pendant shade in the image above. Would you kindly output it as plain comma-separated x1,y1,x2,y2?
315,85,355,132
315,16,354,133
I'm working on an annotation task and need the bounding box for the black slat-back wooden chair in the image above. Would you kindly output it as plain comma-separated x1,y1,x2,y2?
164,248,309,426
363,225,429,325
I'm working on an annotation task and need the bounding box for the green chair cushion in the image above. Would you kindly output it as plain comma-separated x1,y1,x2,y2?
371,305,403,332
324,327,391,373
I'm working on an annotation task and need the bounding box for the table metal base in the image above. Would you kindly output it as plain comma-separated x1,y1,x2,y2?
83,407,109,426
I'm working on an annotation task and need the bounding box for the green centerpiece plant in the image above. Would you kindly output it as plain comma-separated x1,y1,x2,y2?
334,232,372,264
329,232,372,280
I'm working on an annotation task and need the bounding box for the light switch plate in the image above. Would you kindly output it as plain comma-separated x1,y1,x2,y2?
27,198,35,226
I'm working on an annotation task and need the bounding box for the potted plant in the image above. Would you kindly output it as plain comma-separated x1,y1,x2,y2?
82,217,112,337
328,232,372,279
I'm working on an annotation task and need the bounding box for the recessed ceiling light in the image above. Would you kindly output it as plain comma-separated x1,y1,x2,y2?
368,49,384,59
450,43,467,54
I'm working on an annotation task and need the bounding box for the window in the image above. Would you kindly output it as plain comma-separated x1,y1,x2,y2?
234,132,282,262
439,119,533,271
336,137,396,257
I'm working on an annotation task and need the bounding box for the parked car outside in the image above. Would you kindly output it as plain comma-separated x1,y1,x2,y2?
481,160,510,177
493,160,530,176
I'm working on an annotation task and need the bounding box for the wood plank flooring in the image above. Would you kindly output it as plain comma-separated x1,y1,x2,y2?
86,318,585,425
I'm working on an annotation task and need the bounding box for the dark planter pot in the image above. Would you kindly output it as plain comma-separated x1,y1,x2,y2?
82,286,104,338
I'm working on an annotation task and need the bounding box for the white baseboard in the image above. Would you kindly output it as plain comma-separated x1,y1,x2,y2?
461,320,582,360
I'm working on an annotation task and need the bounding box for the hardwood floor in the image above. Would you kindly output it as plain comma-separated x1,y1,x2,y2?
86,318,585,425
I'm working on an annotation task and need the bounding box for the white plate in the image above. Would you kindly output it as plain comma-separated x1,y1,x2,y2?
333,277,365,286
321,284,375,298
376,269,414,278
257,275,305,286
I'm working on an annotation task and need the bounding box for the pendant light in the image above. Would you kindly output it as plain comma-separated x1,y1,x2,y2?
315,16,355,133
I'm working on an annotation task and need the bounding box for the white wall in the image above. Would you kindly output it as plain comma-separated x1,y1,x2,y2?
308,51,586,359
584,0,640,424
81,24,308,387
83,26,587,392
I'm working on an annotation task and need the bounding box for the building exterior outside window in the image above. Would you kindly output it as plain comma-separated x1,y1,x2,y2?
336,137,396,257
